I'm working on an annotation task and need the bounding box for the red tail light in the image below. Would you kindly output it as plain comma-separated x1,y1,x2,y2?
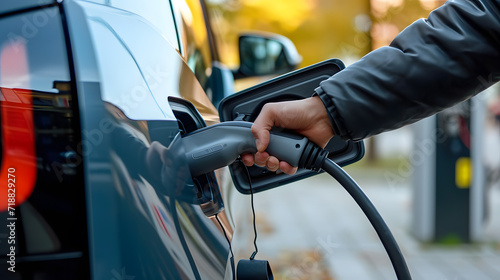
0,42,37,211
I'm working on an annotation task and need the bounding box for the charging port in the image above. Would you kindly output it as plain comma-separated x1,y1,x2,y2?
168,97,224,217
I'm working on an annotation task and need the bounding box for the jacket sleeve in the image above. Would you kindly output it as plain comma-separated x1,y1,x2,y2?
316,0,500,141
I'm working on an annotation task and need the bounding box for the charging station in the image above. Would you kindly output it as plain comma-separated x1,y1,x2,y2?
412,96,487,243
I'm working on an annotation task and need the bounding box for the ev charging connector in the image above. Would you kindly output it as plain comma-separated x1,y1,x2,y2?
181,121,325,177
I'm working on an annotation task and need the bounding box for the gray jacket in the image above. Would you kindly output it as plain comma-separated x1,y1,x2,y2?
315,0,500,141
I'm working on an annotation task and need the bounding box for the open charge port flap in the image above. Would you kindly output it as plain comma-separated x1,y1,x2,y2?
168,97,224,217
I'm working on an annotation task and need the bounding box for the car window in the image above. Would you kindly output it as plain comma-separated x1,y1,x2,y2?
83,0,181,51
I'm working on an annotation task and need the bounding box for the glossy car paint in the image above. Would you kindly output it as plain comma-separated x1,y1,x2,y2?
67,0,232,279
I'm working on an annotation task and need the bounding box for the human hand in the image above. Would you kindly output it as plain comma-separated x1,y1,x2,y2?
241,96,334,175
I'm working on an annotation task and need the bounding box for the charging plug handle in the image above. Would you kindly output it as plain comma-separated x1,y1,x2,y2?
182,121,321,177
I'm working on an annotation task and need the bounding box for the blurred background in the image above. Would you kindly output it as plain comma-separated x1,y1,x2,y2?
204,0,500,279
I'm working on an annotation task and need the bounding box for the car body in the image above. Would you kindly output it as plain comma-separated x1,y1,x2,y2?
0,0,301,279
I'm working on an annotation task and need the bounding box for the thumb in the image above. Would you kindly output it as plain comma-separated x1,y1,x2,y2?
253,128,270,152
251,104,276,152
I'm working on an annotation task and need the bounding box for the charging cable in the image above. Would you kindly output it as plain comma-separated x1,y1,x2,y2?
215,213,235,280
180,121,412,280
321,159,411,280
215,161,260,280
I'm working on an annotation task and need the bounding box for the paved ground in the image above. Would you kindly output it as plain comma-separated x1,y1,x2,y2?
241,167,500,280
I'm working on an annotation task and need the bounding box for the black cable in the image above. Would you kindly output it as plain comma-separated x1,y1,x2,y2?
240,162,259,260
321,158,412,280
168,198,202,280
216,214,235,280
249,177,259,260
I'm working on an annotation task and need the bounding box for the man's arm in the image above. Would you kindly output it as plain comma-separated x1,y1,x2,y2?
245,0,500,173
318,0,500,141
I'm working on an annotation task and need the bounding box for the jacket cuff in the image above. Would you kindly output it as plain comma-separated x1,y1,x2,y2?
313,86,351,140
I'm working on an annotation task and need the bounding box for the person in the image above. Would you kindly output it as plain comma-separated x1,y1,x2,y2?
241,0,500,175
